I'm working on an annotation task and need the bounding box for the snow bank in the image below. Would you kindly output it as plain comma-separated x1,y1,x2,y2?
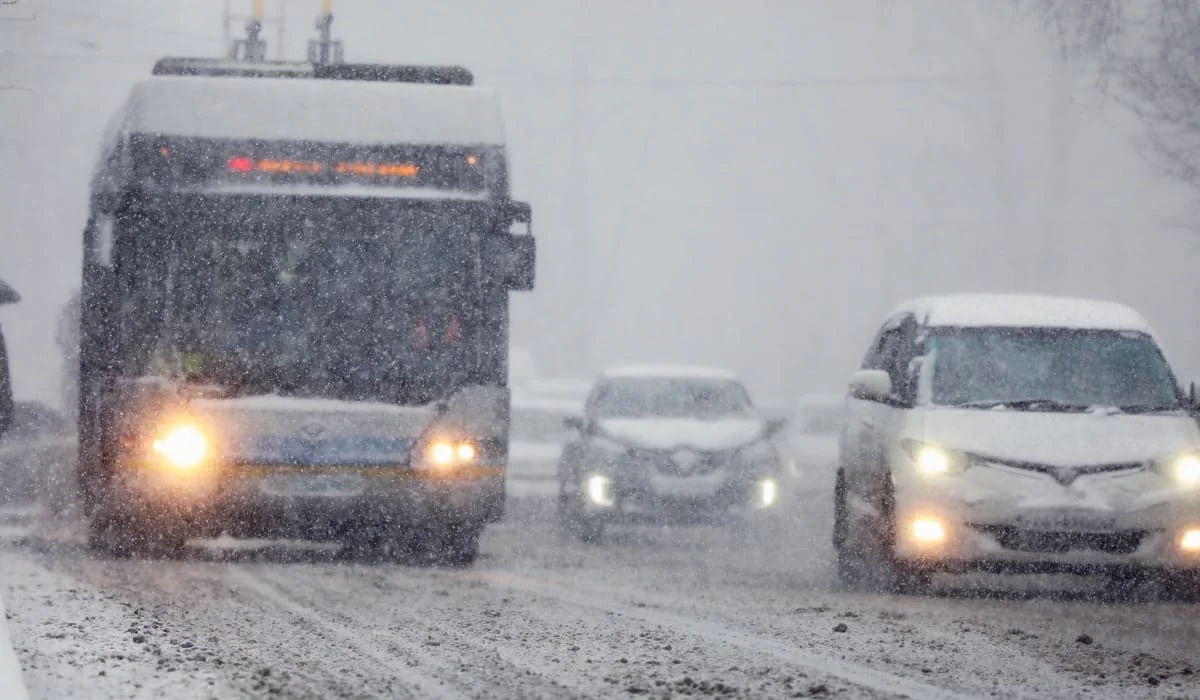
0,591,30,700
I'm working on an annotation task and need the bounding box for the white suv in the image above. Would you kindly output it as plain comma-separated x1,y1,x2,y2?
835,294,1200,594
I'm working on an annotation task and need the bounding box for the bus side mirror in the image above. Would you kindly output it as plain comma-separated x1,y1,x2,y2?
485,234,536,291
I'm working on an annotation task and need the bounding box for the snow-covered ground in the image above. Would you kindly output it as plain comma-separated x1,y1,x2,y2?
1,470,1198,698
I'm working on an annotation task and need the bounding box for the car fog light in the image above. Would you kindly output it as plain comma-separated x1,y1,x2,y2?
757,478,779,508
586,474,614,507
152,423,209,469
912,518,946,543
1180,529,1200,553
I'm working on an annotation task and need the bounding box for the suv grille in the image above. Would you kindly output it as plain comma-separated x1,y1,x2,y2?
969,525,1148,555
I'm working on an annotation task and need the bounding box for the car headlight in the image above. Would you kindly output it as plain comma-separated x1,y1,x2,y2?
1153,452,1200,487
756,478,779,508
585,472,615,507
901,439,969,475
151,423,210,469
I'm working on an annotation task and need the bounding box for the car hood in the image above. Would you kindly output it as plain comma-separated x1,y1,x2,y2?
904,408,1200,465
597,417,765,451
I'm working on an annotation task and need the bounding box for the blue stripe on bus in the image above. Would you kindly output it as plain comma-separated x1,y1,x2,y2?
230,435,418,467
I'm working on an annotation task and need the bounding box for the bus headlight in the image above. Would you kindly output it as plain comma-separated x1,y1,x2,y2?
151,423,210,469
428,440,478,467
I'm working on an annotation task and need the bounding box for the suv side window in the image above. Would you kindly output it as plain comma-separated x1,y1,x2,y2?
859,314,915,402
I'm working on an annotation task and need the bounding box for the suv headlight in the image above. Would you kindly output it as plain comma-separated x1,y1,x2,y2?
901,439,969,476
1152,452,1200,487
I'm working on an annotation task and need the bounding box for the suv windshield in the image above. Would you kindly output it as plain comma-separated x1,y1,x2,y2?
920,326,1181,411
592,378,754,419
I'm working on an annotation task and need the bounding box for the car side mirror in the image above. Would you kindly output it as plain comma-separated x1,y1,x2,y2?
849,369,893,402
563,415,583,432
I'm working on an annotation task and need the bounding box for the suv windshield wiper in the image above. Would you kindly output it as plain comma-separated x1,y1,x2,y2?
954,398,1093,412
1114,403,1182,414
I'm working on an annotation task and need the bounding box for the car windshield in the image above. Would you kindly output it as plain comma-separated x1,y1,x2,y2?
919,326,1181,411
592,377,754,419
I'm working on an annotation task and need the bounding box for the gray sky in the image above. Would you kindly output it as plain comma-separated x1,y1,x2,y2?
2,0,1198,410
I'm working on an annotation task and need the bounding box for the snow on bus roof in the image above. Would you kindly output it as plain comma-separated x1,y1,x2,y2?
891,294,1155,334
601,364,742,381
123,75,504,146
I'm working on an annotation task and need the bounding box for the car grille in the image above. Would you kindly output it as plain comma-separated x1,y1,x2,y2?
976,456,1144,486
969,524,1148,555
630,448,731,477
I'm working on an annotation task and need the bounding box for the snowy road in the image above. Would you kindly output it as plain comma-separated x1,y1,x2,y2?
1,493,1199,699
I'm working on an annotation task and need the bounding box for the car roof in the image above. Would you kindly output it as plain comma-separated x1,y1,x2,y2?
600,364,742,382
889,294,1155,335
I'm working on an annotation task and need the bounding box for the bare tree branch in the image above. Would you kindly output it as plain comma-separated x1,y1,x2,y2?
1025,0,1200,192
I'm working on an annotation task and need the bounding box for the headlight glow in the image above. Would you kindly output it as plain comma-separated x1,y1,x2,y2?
1172,455,1200,486
757,478,779,508
901,439,968,475
428,440,478,467
151,423,209,469
586,473,614,507
1180,529,1200,552
912,518,946,543
430,442,455,465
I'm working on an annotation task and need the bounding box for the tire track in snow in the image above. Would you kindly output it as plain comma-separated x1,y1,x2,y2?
225,567,461,700
254,564,594,699
471,571,974,700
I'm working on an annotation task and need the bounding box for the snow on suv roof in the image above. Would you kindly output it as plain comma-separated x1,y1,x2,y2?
124,75,504,146
601,365,741,381
892,294,1154,334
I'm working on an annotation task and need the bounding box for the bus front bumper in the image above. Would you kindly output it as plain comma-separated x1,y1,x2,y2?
109,464,506,539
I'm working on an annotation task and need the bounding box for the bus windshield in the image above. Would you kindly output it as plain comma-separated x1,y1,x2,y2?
136,197,488,404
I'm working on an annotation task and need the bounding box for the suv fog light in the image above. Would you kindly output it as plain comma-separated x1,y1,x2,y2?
912,518,946,543
586,474,614,507
1180,529,1200,553
757,478,779,508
